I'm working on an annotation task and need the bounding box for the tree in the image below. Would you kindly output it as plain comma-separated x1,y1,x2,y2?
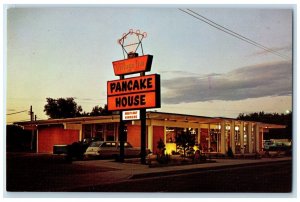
44,97,83,119
175,129,195,157
44,97,114,119
157,138,166,156
90,104,112,116
156,138,169,164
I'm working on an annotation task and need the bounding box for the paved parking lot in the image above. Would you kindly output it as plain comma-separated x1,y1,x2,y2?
6,153,121,191
5,152,292,192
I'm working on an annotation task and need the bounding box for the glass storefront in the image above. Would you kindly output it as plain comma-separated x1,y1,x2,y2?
166,127,176,143
83,124,92,139
95,124,104,140
165,127,198,154
81,121,256,154
243,125,249,153
82,123,118,141
106,123,115,141
225,124,231,152
210,128,220,152
234,126,241,153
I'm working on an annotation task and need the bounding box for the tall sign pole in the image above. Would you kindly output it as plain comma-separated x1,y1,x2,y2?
107,29,161,164
119,75,125,162
140,72,147,164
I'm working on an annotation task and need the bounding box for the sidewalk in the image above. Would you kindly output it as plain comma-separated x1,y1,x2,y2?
65,156,291,191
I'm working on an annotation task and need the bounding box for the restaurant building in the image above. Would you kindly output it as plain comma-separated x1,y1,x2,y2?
15,111,285,155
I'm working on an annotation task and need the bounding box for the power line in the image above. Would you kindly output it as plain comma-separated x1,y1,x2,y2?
186,9,290,59
179,8,290,60
6,110,27,116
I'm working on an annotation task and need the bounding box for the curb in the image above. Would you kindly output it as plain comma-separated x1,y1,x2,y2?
129,159,291,180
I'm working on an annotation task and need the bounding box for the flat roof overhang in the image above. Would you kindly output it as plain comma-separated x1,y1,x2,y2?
147,111,221,124
14,114,120,128
13,111,286,130
259,123,286,129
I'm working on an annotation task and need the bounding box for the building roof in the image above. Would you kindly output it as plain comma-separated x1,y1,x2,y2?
14,111,286,129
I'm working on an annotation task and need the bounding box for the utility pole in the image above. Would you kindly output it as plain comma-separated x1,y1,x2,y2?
29,106,35,151
29,105,34,121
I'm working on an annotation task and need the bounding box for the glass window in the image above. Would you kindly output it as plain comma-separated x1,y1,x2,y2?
95,124,104,140
190,128,198,144
83,124,92,139
166,127,176,143
234,126,241,153
210,128,220,152
107,123,114,131
106,123,115,141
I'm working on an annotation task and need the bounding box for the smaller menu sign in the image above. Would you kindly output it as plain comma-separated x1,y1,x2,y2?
122,110,140,121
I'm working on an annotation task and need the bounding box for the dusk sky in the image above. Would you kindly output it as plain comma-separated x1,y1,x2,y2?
5,5,293,123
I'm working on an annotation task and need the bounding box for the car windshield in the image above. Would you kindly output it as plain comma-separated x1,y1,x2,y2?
89,141,103,147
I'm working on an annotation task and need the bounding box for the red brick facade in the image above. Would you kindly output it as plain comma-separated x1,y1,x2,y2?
127,124,141,147
38,126,79,153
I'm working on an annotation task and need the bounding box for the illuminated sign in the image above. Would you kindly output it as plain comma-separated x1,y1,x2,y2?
122,110,140,120
112,55,153,76
108,91,159,111
107,74,160,111
107,74,158,96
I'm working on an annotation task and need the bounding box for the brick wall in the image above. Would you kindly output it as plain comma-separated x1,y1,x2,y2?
38,126,79,153
127,124,141,147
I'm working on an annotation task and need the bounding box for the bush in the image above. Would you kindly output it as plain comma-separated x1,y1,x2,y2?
66,141,89,161
227,147,234,158
193,150,207,163
156,138,170,164
156,154,170,164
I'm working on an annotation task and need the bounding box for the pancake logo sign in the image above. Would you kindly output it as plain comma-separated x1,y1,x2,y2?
107,74,160,111
107,29,161,111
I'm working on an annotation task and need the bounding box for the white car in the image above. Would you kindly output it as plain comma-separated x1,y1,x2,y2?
84,141,151,158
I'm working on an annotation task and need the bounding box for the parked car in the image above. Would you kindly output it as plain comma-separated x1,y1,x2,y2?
53,137,100,161
84,141,151,158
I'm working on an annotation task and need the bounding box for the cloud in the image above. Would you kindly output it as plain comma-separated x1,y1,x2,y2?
159,70,221,78
161,61,292,104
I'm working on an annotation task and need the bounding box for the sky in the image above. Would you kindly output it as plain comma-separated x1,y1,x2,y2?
5,4,294,123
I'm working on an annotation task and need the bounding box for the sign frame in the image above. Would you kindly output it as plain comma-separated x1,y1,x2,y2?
107,74,161,111
107,74,159,96
112,55,153,76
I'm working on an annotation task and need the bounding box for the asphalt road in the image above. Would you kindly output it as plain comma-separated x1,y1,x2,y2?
73,161,292,192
